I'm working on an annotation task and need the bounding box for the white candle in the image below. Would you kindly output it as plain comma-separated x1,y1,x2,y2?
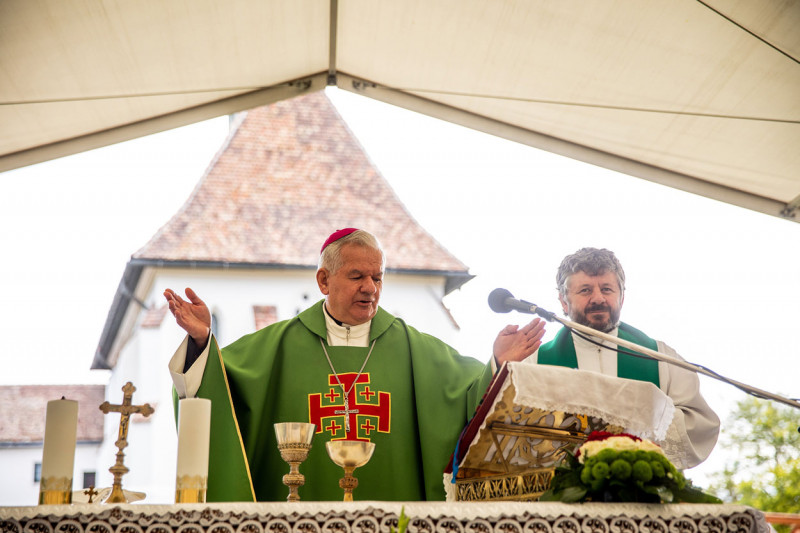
40,398,78,502
175,398,211,502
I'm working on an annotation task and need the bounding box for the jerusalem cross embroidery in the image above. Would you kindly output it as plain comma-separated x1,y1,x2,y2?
308,372,390,441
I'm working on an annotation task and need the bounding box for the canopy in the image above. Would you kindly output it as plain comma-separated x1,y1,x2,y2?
2,0,798,222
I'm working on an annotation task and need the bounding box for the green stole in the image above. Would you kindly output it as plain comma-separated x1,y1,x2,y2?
537,322,660,387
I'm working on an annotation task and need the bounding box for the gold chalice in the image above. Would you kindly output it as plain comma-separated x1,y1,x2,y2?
325,440,375,501
274,422,315,502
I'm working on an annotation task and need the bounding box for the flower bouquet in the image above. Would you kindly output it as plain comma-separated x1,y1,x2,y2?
539,431,720,503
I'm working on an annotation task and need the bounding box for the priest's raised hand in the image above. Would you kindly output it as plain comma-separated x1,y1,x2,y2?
163,287,211,347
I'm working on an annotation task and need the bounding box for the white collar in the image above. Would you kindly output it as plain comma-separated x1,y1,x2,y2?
323,305,371,347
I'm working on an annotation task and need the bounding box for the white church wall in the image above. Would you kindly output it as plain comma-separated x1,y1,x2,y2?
152,268,459,347
0,444,100,506
154,268,320,346
376,273,459,347
0,446,43,505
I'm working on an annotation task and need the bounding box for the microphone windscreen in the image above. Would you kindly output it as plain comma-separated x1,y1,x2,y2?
488,288,514,313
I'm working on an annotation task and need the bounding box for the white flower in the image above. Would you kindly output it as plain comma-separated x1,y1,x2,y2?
577,435,665,464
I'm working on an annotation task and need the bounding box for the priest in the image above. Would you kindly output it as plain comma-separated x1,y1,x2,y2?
165,228,545,501
531,247,720,469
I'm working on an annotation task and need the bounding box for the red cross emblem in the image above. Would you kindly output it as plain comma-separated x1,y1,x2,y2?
361,419,376,436
308,372,390,441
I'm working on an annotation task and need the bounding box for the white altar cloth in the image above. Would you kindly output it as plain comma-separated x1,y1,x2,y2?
0,502,768,533
507,363,675,441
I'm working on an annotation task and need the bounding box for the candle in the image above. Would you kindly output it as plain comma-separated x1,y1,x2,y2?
175,398,211,503
39,398,78,504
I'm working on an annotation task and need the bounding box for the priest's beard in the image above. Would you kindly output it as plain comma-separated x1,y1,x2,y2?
569,303,621,333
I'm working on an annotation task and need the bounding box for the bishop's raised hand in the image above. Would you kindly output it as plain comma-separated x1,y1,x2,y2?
493,317,546,365
163,287,211,346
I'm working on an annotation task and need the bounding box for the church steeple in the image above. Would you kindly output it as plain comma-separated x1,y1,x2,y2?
135,91,469,277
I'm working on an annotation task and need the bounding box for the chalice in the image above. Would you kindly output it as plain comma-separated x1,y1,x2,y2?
274,422,315,502
325,440,375,501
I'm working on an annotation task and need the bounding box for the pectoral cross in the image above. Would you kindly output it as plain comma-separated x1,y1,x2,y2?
334,392,360,433
99,382,154,503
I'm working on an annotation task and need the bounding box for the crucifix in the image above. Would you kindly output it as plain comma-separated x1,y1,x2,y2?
83,486,99,504
334,396,360,433
99,381,154,503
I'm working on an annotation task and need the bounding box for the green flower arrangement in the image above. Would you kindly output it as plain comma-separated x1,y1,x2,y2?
539,431,721,503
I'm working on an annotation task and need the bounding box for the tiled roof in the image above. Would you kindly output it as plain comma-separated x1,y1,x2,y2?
0,385,105,444
134,91,468,274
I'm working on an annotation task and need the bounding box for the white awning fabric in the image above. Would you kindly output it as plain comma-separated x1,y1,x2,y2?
2,0,798,221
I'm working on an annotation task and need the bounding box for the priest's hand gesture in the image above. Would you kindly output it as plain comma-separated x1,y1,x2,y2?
164,287,211,347
493,318,546,365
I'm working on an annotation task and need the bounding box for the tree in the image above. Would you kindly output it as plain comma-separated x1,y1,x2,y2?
709,396,800,524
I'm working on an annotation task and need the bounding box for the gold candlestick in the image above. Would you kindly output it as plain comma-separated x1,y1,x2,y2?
274,422,315,502
325,440,375,502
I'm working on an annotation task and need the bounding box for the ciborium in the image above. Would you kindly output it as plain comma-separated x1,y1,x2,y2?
325,440,375,501
274,422,315,502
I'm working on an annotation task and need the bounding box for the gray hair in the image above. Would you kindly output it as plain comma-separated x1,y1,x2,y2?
318,229,385,274
556,247,625,296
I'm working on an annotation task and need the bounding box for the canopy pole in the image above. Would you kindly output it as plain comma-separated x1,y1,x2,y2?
327,0,339,86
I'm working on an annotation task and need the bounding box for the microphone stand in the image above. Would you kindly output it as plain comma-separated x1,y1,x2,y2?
530,305,800,411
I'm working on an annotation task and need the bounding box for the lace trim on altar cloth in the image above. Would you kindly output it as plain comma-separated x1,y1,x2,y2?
509,363,675,442
660,413,691,470
0,502,769,533
443,473,456,501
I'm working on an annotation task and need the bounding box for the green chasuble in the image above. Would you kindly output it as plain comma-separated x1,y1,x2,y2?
536,322,660,387
185,300,493,502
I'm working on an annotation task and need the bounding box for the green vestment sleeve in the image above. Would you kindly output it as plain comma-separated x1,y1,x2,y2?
404,322,494,499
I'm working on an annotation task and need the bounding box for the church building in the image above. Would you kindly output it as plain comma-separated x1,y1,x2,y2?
91,92,473,503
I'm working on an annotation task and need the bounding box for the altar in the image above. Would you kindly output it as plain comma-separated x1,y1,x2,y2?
0,502,769,533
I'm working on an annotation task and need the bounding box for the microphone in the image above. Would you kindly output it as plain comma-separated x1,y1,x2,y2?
488,288,558,321
488,288,537,314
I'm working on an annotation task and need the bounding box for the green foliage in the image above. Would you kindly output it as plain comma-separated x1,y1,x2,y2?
708,396,800,518
611,458,632,479
390,507,409,533
539,447,720,503
632,460,653,482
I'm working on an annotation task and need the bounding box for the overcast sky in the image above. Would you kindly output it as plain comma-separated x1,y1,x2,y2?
2,87,798,484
